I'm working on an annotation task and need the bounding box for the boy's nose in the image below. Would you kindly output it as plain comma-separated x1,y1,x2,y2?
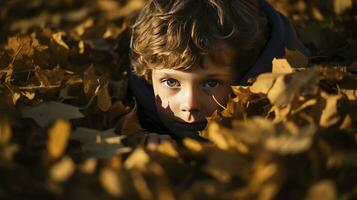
180,87,201,112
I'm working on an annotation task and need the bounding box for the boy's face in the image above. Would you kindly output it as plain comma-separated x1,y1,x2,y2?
152,55,234,138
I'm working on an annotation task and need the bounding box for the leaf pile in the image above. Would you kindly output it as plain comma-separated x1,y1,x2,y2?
0,0,356,200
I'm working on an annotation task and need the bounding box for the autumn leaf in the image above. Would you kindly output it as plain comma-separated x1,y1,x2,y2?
99,167,122,197
52,32,70,49
71,127,129,159
21,101,84,127
49,156,75,182
0,1,356,199
0,117,12,145
124,148,150,171
334,0,353,15
97,80,112,112
47,119,71,160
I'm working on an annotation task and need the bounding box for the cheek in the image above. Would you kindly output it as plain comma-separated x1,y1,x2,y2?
153,86,175,108
208,87,231,109
153,86,181,120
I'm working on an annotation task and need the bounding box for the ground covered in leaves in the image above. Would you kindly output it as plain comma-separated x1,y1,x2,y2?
0,0,356,199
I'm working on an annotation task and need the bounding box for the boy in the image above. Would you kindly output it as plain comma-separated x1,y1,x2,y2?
125,0,309,147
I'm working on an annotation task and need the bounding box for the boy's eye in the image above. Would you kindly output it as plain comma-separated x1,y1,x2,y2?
162,78,180,88
203,80,220,88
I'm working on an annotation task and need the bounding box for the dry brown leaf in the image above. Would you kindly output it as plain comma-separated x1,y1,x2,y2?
0,65,14,84
110,79,128,100
22,101,84,127
1,144,20,160
72,127,129,158
116,102,148,147
47,119,71,159
80,142,130,159
8,35,34,58
97,81,112,112
35,65,66,87
285,48,309,68
83,65,99,99
72,127,124,145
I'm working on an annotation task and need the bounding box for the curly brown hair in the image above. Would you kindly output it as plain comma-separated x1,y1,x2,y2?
130,0,270,82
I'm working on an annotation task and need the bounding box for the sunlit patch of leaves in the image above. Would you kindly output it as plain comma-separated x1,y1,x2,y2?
0,0,356,200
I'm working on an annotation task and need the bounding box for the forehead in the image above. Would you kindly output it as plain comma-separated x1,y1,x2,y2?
153,56,233,78
152,43,237,79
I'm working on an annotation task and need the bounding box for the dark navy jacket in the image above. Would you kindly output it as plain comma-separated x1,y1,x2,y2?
127,0,310,140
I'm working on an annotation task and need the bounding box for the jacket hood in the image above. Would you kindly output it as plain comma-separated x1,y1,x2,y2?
127,0,310,139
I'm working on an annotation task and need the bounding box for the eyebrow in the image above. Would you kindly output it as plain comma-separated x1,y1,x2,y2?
158,72,231,78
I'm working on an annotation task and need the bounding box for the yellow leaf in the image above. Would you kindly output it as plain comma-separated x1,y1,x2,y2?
183,138,203,152
74,18,94,36
0,117,12,145
49,156,75,182
334,0,352,15
264,125,315,155
267,68,319,106
320,92,343,127
78,40,85,54
99,168,122,197
48,119,71,159
1,144,19,160
272,58,293,74
306,180,337,200
207,122,229,150
79,158,97,174
52,32,69,49
124,148,150,170
340,89,357,101
12,92,21,105
157,141,179,158
131,171,154,200
21,91,35,100
109,0,145,19
249,73,282,95
8,35,34,58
